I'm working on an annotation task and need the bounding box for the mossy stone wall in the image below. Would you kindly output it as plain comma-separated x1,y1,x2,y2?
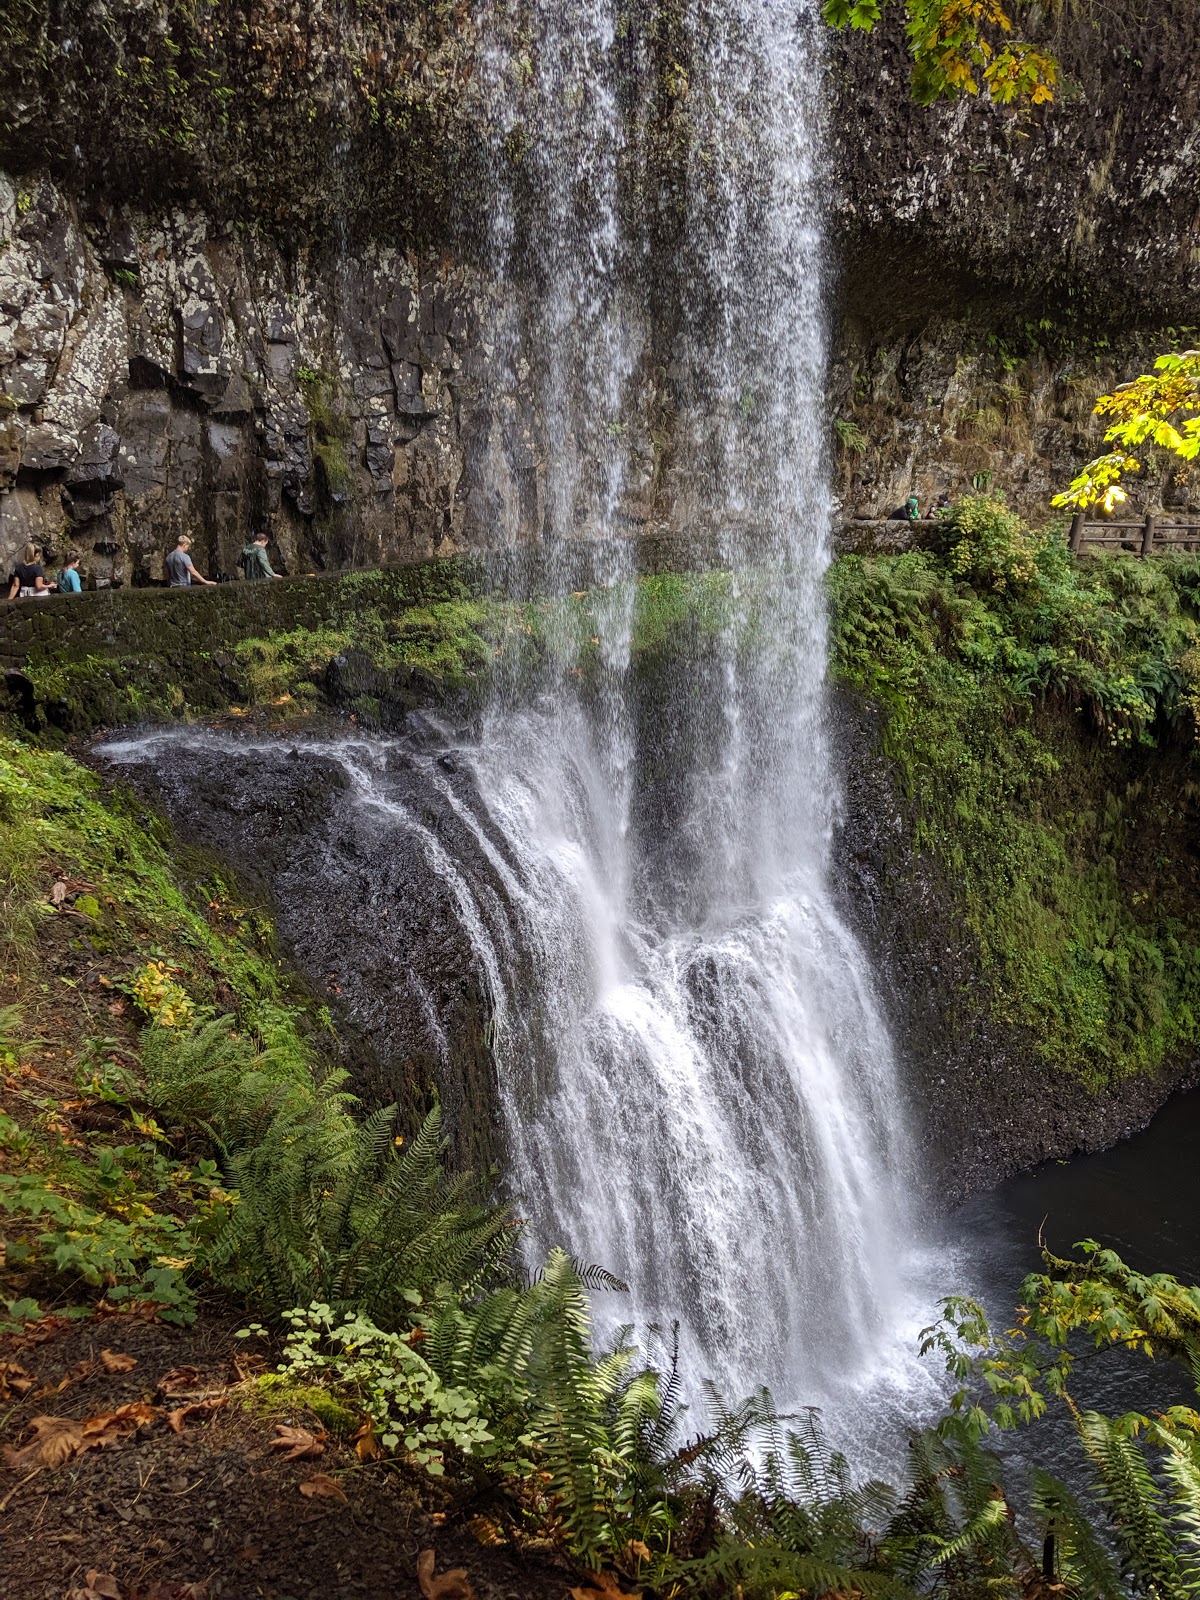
1,526,924,676
0,563,484,674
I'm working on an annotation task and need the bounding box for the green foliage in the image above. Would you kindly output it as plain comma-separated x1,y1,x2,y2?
228,573,749,711
941,493,1039,591
925,1238,1200,1430
828,542,1200,1083
0,1036,233,1323
923,1241,1200,1597
0,738,320,1317
0,1143,218,1323
821,0,1058,106
834,416,868,455
141,1015,511,1325
267,1301,499,1474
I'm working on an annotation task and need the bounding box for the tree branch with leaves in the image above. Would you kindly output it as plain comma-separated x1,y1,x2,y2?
1053,351,1200,513
822,0,1059,105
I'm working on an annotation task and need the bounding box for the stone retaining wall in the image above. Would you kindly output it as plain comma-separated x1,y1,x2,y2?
0,524,927,672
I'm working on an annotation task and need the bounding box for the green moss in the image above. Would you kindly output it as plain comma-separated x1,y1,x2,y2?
25,654,190,735
229,575,749,710
0,736,309,1017
248,1374,360,1436
829,544,1200,1085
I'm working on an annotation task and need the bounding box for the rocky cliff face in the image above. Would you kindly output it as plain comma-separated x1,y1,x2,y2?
0,172,541,584
1,1,1197,581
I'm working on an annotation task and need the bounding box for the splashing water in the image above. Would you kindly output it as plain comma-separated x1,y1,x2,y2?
460,0,924,1408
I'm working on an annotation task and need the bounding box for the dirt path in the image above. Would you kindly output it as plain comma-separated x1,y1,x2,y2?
1,1312,572,1600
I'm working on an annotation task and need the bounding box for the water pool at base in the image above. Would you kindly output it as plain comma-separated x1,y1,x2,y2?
819,1085,1200,1480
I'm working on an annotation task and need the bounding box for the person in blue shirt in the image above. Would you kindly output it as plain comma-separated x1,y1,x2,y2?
56,551,83,593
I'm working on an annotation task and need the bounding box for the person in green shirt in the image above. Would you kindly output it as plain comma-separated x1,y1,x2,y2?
240,533,282,581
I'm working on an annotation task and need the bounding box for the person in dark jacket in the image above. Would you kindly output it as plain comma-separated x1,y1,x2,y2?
240,532,281,581
7,543,56,599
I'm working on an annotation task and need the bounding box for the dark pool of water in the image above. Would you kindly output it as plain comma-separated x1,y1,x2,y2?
936,1085,1200,1480
964,1084,1200,1283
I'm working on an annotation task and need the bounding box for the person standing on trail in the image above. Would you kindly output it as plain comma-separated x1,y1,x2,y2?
7,543,56,599
56,551,83,593
240,531,282,581
165,535,215,588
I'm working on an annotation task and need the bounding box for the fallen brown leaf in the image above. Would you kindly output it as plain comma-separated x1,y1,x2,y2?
50,880,68,907
299,1471,348,1503
0,1361,36,1399
155,1365,203,1398
3,1415,85,1470
66,1572,122,1600
417,1549,476,1600
466,1515,507,1546
79,1400,161,1456
3,1401,160,1469
6,1313,72,1349
40,1355,103,1395
92,1297,162,1326
353,1419,381,1460
129,1584,209,1600
569,1572,641,1600
166,1396,226,1434
269,1423,325,1461
100,1348,138,1373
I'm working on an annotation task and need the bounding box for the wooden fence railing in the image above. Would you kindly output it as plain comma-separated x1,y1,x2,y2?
1069,512,1200,557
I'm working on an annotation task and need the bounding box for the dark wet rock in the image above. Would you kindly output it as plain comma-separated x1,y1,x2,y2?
114,732,503,1176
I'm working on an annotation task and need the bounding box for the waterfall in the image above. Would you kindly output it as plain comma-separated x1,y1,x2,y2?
457,0,920,1406
103,0,930,1426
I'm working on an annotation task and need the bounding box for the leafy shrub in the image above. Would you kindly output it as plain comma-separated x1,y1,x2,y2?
941,493,1038,591
264,1302,499,1473
131,959,195,1027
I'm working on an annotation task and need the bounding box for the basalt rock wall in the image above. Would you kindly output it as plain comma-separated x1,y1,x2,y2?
0,173,540,586
1,2,1197,580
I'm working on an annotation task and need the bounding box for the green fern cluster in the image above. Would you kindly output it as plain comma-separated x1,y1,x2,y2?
141,1014,510,1325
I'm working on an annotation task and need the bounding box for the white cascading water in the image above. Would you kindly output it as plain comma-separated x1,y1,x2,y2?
107,0,944,1434
450,0,923,1409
